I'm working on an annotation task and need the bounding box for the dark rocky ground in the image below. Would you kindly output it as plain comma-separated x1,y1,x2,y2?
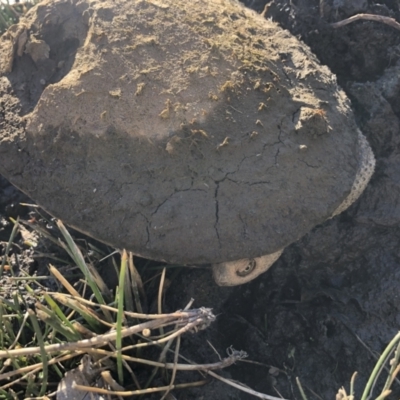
1,0,400,399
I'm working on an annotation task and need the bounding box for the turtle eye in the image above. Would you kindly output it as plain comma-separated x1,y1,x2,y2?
236,259,256,277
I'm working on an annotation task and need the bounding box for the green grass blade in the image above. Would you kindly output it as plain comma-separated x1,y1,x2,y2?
43,293,81,334
361,331,400,400
27,309,48,397
50,293,103,332
35,305,80,342
116,250,128,385
56,220,107,306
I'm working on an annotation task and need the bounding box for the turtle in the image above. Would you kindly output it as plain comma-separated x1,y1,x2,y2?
0,0,375,285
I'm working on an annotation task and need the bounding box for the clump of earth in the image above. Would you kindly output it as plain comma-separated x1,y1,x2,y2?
1,0,400,399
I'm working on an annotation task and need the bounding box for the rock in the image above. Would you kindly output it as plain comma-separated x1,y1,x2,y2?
0,0,374,284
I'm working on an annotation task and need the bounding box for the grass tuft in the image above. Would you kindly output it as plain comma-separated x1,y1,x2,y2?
0,0,40,35
0,211,254,399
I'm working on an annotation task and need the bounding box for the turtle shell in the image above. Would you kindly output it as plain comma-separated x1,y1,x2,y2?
0,0,363,264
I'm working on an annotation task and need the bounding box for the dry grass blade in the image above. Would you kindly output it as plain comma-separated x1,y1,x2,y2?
128,252,144,313
48,264,81,297
123,253,135,313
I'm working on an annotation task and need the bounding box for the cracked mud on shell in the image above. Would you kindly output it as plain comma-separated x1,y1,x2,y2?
0,0,367,266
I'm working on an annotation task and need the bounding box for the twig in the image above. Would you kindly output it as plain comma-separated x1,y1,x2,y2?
145,297,195,389
160,336,181,400
87,347,247,371
158,267,167,339
73,380,207,397
0,351,85,381
107,341,142,390
0,366,43,391
208,369,288,400
331,13,400,31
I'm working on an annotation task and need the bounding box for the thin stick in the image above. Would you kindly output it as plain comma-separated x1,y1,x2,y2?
107,342,141,390
385,364,400,392
331,13,400,31
0,366,43,391
0,351,85,381
86,347,247,371
160,336,180,400
158,267,166,315
208,370,288,400
146,298,195,389
158,267,167,338
73,380,207,396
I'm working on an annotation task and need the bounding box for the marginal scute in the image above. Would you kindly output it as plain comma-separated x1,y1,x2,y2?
332,130,376,217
